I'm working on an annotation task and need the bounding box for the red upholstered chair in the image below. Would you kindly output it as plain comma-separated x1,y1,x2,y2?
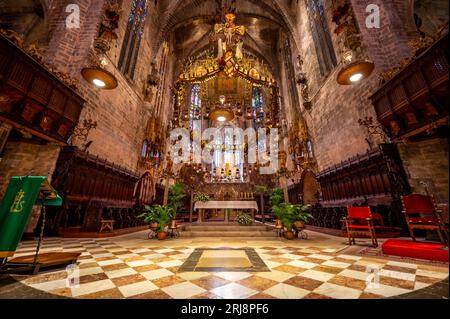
401,194,448,245
344,206,378,247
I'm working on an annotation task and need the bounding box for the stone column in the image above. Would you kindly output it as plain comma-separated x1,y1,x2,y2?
189,193,194,223
279,176,289,203
163,177,171,205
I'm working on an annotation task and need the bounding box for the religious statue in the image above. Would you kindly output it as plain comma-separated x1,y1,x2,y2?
214,12,246,61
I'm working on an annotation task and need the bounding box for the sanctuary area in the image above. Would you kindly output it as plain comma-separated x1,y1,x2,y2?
0,0,448,300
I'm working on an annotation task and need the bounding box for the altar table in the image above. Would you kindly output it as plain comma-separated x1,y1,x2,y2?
193,201,259,222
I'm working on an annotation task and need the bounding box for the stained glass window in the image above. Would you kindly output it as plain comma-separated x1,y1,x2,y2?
190,84,201,131
141,140,148,158
305,0,337,76
307,140,314,158
118,0,148,79
252,86,265,129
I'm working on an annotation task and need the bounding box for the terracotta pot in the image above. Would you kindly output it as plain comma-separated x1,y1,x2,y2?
275,219,283,229
294,221,305,229
157,231,168,240
284,230,295,240
170,220,177,229
150,222,159,230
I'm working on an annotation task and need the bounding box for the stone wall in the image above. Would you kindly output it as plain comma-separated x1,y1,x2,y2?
40,0,163,173
0,141,60,198
0,141,61,234
294,0,419,172
414,0,449,35
397,138,449,205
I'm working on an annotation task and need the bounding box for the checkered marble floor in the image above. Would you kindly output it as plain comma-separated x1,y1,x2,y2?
7,231,449,299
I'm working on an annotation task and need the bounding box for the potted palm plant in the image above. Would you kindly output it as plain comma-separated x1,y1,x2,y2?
272,204,295,239
273,204,313,240
138,205,158,230
168,182,185,229
269,188,285,227
139,205,173,240
293,204,313,230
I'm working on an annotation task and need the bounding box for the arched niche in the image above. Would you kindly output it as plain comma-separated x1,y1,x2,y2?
301,170,320,205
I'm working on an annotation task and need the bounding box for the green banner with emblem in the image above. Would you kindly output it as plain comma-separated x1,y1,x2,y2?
0,176,62,258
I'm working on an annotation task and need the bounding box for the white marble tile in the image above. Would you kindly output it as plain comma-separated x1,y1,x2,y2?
322,260,351,269
154,248,174,253
337,254,362,260
211,283,257,299
30,279,68,291
379,269,416,282
91,253,114,258
97,259,124,266
141,268,174,280
364,284,411,297
215,272,252,282
309,254,334,260
314,282,362,299
177,272,210,281
279,253,303,260
264,260,282,269
256,270,295,282
386,260,418,269
117,254,140,260
79,267,104,276
263,283,310,299
105,268,138,279
339,269,371,281
415,269,449,279
299,270,335,282
162,282,206,299
71,279,116,297
157,259,183,268
126,260,153,267
118,280,158,297
287,260,317,269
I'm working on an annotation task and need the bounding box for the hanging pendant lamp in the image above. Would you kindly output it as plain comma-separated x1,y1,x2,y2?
81,66,118,90
210,95,235,122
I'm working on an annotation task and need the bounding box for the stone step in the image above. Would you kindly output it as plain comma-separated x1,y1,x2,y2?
183,225,272,231
181,230,277,237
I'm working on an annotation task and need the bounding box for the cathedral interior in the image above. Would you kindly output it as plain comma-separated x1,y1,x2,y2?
0,0,448,300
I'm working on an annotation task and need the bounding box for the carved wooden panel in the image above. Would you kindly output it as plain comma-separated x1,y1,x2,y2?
370,34,449,140
0,35,85,143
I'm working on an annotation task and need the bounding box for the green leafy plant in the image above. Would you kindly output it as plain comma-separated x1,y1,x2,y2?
273,204,313,231
194,193,210,203
295,204,313,223
269,188,285,209
236,211,253,226
138,205,173,232
168,182,185,220
137,205,157,224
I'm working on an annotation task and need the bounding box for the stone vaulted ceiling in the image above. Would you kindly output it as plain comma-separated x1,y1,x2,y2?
152,0,299,78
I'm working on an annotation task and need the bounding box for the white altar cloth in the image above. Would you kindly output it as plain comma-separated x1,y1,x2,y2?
194,201,259,211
